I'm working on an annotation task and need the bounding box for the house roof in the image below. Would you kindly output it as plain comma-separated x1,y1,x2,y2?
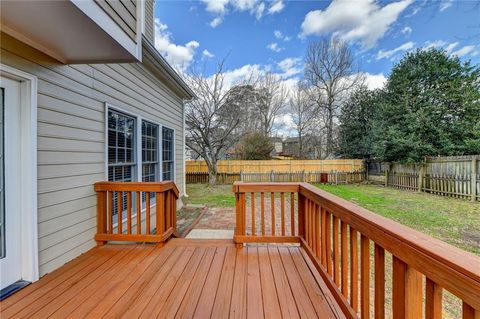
141,36,196,100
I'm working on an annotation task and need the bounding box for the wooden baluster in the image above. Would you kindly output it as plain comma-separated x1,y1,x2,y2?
462,302,478,319
341,221,348,297
290,192,295,236
350,227,359,312
136,191,141,234
333,216,340,286
96,191,106,245
127,192,132,234
425,278,442,319
280,192,285,236
108,191,113,234
171,190,176,230
311,202,315,251
156,192,165,237
298,193,305,237
251,192,255,236
308,201,313,249
326,211,332,275
271,192,275,236
315,204,321,258
321,207,327,266
146,192,151,234
166,191,171,229
261,192,265,235
305,200,309,246
361,235,370,318
117,191,123,234
375,244,385,319
392,256,422,319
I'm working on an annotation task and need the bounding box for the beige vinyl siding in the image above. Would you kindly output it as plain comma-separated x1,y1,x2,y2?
1,34,185,276
95,0,137,41
144,0,155,42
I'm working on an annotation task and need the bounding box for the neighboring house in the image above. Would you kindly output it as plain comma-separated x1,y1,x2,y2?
0,0,194,292
270,136,283,157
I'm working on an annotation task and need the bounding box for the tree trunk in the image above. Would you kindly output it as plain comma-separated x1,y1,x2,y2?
208,160,218,187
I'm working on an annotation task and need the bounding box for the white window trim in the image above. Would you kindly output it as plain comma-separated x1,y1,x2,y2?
104,103,177,184
0,64,39,283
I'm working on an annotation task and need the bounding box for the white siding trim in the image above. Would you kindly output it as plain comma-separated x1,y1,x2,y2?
0,64,39,283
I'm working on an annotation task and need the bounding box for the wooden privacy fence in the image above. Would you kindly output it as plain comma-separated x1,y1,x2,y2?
94,181,178,244
187,171,365,184
232,182,480,318
186,159,363,173
368,155,480,201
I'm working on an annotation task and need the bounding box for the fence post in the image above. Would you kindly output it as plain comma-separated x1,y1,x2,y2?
270,170,274,182
472,157,478,202
240,171,243,182
385,163,390,187
418,164,424,193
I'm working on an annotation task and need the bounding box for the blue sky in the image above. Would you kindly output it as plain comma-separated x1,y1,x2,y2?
154,0,480,90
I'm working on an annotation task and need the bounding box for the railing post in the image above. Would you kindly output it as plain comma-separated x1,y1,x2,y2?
156,192,165,236
96,191,107,246
471,157,477,202
234,185,245,247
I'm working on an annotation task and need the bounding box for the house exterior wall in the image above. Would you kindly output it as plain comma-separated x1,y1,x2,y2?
144,0,155,42
94,0,138,42
1,33,185,276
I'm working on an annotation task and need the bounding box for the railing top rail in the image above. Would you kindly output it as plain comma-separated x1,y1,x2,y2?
232,181,300,193
232,181,480,307
94,181,179,197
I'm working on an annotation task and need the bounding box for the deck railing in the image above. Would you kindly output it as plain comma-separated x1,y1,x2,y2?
95,181,178,244
233,182,480,319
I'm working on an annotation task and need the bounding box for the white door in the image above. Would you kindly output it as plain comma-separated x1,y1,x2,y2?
0,76,22,289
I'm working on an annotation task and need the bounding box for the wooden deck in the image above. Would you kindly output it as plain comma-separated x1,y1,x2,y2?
1,239,344,318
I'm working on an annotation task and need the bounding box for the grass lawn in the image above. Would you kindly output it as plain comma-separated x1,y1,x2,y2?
316,183,480,255
186,182,480,255
185,184,235,208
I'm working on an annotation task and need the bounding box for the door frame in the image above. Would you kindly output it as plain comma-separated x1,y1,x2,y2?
0,64,38,283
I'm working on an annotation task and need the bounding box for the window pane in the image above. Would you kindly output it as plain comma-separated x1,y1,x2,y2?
162,127,174,181
107,109,136,216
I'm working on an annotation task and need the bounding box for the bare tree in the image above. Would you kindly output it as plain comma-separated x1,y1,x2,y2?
290,82,318,158
304,37,364,158
255,72,287,136
184,59,246,186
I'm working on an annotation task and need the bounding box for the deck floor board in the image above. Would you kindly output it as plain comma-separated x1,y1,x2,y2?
1,239,344,319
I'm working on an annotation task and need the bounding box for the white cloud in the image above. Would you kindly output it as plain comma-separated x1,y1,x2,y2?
274,30,291,41
201,0,274,26
363,72,387,90
267,42,283,52
376,41,415,60
425,40,448,50
202,0,230,13
277,57,303,78
202,49,215,58
154,19,199,70
445,42,459,54
300,0,412,49
439,0,453,12
451,45,476,58
268,0,284,14
401,26,412,35
255,2,265,19
210,17,223,28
